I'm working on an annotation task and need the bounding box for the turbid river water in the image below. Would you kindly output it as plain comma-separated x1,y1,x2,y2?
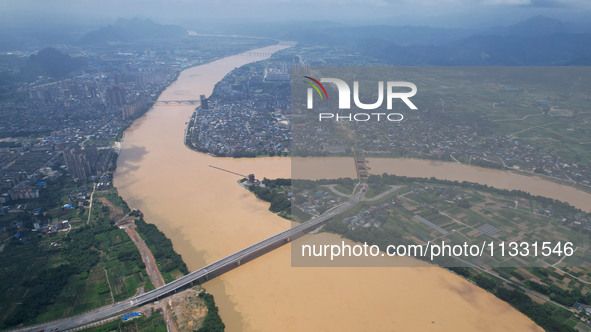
114,43,556,331
293,157,591,212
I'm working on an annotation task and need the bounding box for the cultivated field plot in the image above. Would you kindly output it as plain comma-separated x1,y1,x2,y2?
324,178,591,273
396,184,590,268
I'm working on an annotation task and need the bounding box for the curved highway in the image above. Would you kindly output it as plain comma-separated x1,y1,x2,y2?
11,186,366,332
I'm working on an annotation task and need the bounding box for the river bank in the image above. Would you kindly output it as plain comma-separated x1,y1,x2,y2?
114,43,546,331
368,158,591,212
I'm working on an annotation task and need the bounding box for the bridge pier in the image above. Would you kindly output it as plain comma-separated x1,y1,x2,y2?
20,206,357,332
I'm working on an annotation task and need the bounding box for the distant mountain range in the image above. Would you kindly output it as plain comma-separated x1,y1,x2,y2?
484,15,591,38
360,16,591,65
359,31,591,66
357,16,591,65
79,18,187,44
225,15,591,65
1,15,589,66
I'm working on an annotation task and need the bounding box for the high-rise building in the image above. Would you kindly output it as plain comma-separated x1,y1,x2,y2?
122,104,136,120
200,94,209,110
106,85,126,107
63,147,91,181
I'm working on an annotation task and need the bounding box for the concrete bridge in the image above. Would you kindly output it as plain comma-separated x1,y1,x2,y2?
354,149,369,181
12,188,365,332
154,100,200,105
239,51,274,57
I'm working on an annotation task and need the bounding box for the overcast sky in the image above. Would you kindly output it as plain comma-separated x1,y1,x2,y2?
1,0,590,28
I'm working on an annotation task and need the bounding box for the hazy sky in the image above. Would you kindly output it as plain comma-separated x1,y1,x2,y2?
1,0,590,28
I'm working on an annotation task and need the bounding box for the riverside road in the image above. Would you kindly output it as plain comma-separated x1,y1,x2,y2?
11,185,369,332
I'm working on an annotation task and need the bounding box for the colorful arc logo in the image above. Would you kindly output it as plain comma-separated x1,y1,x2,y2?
303,76,328,100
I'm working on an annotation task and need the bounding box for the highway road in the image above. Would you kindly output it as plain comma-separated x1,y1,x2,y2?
11,185,367,332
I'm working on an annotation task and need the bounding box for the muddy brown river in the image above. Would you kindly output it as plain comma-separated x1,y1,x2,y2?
115,43,547,331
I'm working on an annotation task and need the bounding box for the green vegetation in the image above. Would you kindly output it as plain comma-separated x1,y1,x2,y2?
5,265,76,326
375,173,583,217
324,221,405,249
197,292,225,332
245,177,358,220
0,178,154,329
135,218,189,283
245,173,591,331
247,178,291,216
526,280,591,307
0,162,223,329
333,178,356,196
10,175,81,218
450,267,576,332
99,189,132,215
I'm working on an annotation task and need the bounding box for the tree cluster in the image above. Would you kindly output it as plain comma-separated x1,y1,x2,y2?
196,292,225,332
135,218,189,274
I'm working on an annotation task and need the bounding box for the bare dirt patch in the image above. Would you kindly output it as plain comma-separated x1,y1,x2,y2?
167,287,208,331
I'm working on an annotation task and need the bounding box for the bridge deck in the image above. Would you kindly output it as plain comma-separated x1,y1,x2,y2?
12,191,363,332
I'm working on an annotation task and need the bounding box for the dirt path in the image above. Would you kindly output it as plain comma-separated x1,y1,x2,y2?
125,227,165,288
322,184,352,197
362,185,402,201
125,226,179,332
98,196,179,331
87,183,96,225
96,197,125,221
96,196,135,227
